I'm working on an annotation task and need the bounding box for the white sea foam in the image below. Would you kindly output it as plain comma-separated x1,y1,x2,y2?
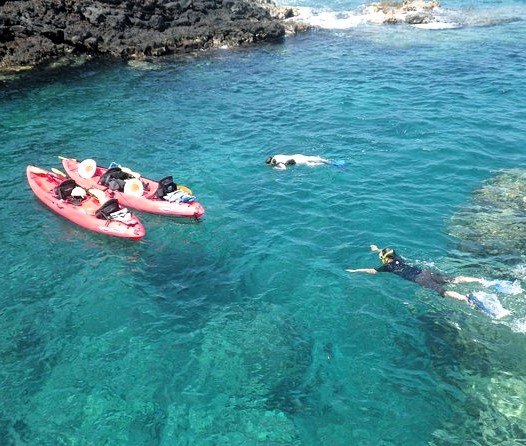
512,264,526,282
509,317,526,334
288,5,462,30
289,7,365,29
411,21,462,30
288,4,523,31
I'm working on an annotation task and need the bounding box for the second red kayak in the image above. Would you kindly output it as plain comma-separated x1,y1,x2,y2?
61,157,205,220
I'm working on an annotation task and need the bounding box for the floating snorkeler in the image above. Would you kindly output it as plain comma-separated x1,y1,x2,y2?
265,154,345,170
346,244,488,302
265,154,330,170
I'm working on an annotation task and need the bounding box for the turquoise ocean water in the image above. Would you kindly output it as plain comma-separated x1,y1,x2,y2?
2,1,526,444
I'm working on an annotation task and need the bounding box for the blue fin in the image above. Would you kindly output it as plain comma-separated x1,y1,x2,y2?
483,279,523,295
493,280,522,295
468,292,511,319
468,294,492,316
329,160,345,169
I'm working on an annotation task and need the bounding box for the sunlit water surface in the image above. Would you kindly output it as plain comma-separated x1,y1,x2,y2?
2,1,526,444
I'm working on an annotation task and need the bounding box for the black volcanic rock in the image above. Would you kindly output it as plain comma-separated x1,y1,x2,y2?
0,0,305,70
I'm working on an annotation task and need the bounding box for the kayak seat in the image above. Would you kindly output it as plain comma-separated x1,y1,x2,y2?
155,176,178,199
55,179,77,200
55,179,86,206
98,167,133,191
95,199,121,220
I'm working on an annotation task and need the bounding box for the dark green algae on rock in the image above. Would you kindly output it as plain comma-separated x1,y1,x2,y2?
448,168,526,266
0,0,308,71
160,304,311,444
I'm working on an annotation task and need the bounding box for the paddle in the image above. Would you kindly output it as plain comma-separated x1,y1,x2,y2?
29,166,48,175
51,167,67,177
30,166,66,179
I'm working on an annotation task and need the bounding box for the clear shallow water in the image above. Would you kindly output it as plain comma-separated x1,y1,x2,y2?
2,1,526,444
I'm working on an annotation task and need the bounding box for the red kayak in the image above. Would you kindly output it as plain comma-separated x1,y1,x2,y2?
27,165,146,240
61,157,205,220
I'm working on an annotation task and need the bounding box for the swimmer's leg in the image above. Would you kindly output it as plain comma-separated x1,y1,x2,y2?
450,276,484,284
444,290,469,302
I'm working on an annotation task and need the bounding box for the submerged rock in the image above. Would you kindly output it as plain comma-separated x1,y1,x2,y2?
448,168,526,261
196,304,313,412
160,403,301,445
157,304,310,443
0,0,309,70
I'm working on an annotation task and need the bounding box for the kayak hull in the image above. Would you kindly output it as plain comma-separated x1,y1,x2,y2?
62,158,205,219
27,165,146,240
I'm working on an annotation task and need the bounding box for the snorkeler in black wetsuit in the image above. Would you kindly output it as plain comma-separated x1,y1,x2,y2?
374,250,452,295
346,245,484,302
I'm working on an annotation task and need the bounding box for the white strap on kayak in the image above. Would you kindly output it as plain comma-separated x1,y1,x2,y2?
109,208,133,223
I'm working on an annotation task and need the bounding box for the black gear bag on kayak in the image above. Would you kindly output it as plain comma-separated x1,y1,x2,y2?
98,167,132,191
155,176,178,198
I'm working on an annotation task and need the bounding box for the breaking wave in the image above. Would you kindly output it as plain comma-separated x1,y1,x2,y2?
287,3,524,30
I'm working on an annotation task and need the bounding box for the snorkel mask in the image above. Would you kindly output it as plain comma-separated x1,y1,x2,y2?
379,248,395,264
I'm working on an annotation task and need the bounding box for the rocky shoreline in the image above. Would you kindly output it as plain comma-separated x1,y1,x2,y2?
0,0,309,71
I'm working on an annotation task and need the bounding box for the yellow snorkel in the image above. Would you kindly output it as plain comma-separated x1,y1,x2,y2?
379,248,395,264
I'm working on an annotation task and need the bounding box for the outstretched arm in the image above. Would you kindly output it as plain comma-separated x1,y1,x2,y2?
346,245,384,273
346,268,378,274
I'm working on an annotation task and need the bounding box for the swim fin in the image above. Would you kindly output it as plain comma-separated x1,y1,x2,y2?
468,292,511,319
482,279,523,295
328,160,346,168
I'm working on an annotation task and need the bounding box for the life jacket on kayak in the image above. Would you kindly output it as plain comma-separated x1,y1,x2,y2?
155,176,178,199
98,167,133,192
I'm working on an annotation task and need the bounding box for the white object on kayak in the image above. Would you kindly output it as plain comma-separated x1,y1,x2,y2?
121,166,141,178
78,159,97,179
71,186,86,198
88,188,108,204
124,178,144,197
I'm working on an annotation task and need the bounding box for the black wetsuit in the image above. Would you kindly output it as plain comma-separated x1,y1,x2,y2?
375,256,451,296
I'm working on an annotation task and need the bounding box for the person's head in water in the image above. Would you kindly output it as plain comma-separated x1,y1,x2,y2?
265,156,275,165
379,248,396,264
